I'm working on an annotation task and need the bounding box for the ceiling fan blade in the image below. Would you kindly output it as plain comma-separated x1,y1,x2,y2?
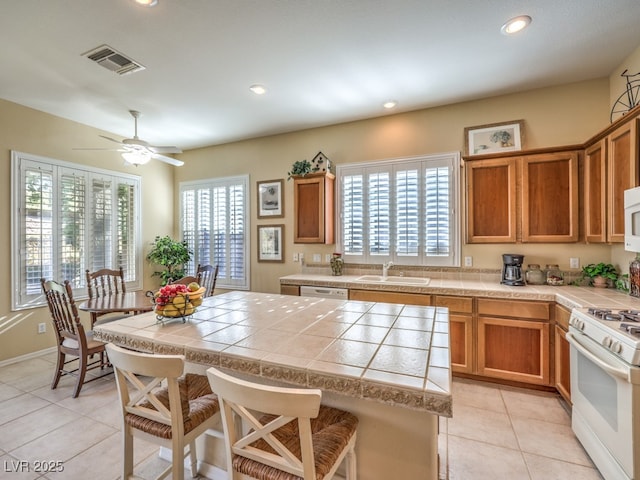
149,145,183,154
152,153,184,166
99,135,125,145
72,147,123,151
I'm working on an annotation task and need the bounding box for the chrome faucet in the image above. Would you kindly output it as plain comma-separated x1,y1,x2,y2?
382,261,394,279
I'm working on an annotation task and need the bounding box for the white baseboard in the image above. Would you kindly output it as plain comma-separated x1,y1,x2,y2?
0,347,57,368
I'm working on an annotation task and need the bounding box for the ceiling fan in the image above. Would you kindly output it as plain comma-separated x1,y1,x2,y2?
77,110,184,166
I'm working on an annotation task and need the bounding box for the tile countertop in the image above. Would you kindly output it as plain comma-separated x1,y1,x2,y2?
93,291,453,418
280,273,640,310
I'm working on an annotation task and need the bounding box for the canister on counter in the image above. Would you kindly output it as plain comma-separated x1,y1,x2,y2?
545,264,564,286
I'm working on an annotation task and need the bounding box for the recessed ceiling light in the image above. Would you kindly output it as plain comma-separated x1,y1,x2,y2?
500,15,531,35
249,84,267,95
134,0,158,6
383,100,397,109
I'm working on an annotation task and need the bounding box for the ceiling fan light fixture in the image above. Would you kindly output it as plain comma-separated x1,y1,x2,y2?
134,0,158,6
249,84,267,95
501,15,532,35
122,151,152,165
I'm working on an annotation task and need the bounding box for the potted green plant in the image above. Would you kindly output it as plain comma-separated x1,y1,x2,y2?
146,235,193,286
287,159,317,180
581,263,619,288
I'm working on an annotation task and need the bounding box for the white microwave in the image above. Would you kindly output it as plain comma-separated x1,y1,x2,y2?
625,186,640,252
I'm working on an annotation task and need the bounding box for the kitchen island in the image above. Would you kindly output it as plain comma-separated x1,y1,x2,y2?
94,291,452,480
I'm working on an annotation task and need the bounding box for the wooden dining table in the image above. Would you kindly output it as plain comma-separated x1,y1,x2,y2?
78,290,154,327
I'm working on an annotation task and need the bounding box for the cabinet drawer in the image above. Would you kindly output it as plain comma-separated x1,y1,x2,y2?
280,285,300,296
433,295,473,314
477,298,550,320
554,304,571,331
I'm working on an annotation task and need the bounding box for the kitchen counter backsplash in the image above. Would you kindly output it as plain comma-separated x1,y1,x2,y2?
283,263,638,310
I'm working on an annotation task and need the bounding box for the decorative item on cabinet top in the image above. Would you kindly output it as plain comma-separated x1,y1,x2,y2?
464,119,524,156
287,151,332,179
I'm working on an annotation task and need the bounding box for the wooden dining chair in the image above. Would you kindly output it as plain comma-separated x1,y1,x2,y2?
40,278,111,398
206,367,358,480
85,267,127,326
169,275,201,286
106,344,221,480
196,264,219,297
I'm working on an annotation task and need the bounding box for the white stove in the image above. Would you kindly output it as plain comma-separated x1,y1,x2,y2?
569,307,640,366
568,306,640,480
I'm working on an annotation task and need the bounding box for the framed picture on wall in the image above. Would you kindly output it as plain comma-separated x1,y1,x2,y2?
464,120,524,156
257,224,284,262
257,179,284,218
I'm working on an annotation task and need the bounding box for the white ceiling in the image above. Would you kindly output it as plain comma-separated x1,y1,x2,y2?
1,0,639,151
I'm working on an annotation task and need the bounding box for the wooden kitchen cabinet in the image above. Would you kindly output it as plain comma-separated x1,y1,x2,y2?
280,284,300,296
434,295,474,374
584,118,639,243
293,172,335,244
477,298,551,385
466,158,517,243
465,148,579,243
521,151,579,242
554,304,572,404
348,289,431,305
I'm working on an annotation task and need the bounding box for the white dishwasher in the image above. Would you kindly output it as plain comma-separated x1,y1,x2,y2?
299,285,348,299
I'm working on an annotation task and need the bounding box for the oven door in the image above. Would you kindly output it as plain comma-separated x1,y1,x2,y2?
567,330,640,480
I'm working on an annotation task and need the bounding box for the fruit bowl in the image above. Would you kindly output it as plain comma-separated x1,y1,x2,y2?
151,283,204,322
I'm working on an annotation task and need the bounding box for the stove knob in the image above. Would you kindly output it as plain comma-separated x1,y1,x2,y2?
602,336,613,348
612,342,623,354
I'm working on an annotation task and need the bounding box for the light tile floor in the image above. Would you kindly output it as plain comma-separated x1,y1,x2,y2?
438,378,604,480
0,352,604,480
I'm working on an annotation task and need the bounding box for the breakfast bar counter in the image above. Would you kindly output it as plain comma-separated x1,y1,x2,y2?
94,291,451,479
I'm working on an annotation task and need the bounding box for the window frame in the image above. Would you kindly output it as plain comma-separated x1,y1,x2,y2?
11,150,143,311
179,175,250,290
336,152,460,267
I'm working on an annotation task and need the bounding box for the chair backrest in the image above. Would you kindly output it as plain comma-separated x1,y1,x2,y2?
206,367,322,479
169,275,201,286
106,343,186,431
86,267,126,299
197,264,219,297
40,278,86,348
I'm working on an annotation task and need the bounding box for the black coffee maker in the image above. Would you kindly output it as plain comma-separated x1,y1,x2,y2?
501,254,525,286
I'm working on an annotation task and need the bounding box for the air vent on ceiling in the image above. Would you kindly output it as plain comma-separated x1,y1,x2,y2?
82,44,145,75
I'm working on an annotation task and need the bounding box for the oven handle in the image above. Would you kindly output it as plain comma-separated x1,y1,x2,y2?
566,331,631,382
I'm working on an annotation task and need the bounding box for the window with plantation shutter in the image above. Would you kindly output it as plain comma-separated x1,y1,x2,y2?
180,175,249,290
12,151,142,310
337,152,459,267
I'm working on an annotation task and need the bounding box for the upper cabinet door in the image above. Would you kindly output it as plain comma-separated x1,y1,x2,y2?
293,173,335,244
608,119,638,243
583,139,607,243
466,158,517,243
521,152,579,243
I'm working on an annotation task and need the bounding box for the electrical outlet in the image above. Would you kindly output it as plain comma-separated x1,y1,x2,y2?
325,254,332,263
299,253,304,264
464,256,473,267
38,323,46,334
313,253,321,263
293,253,299,262
570,257,580,269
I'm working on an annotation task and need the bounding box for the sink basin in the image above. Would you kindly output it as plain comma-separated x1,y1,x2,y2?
355,275,430,285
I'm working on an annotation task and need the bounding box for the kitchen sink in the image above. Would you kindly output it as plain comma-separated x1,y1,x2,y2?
354,275,430,285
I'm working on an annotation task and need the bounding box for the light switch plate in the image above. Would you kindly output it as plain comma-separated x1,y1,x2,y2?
464,256,473,267
293,253,299,262
313,254,321,263
570,257,580,269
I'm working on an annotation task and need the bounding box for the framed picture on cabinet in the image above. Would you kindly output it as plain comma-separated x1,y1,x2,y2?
257,224,284,262
464,120,524,156
257,179,284,218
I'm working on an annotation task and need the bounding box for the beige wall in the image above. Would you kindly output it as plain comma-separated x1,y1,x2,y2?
176,78,614,294
2,67,639,362
0,100,176,362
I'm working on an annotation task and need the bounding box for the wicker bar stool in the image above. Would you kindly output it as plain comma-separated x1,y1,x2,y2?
106,344,220,480
207,367,358,480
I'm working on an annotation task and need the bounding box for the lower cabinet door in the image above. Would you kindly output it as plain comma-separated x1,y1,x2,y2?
554,324,571,403
450,314,473,373
477,316,550,385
